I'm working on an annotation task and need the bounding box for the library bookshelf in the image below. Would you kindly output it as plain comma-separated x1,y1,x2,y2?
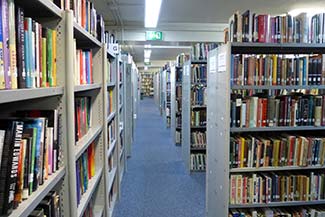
206,43,325,217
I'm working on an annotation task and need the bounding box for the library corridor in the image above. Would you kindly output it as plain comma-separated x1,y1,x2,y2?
113,98,205,217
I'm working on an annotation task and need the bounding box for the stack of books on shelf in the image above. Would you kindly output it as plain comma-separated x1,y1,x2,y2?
191,43,218,61
231,54,325,87
190,153,206,171
229,208,325,217
0,109,61,216
28,191,60,217
191,110,206,127
176,53,189,67
228,10,325,44
76,142,95,206
191,64,207,84
73,46,94,86
107,89,113,115
75,97,92,142
0,2,58,90
191,131,206,149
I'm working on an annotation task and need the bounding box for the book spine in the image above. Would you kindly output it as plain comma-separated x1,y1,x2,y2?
15,6,26,89
52,30,57,87
0,2,5,89
2,0,11,89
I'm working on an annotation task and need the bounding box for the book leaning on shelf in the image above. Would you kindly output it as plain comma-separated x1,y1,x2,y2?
0,0,58,90
0,110,61,216
228,10,325,43
76,142,95,206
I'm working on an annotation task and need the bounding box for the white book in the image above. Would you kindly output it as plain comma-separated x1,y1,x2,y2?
0,130,5,168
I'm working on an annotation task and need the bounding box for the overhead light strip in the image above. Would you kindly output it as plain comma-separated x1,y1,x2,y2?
145,0,162,28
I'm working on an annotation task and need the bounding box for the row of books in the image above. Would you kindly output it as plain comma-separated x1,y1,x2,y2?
191,64,207,83
0,110,60,215
228,10,325,44
191,110,206,127
176,99,182,113
229,172,325,205
190,153,206,171
176,67,183,82
230,93,325,128
191,43,218,61
108,89,113,115
0,2,57,89
176,116,181,127
68,0,105,42
191,86,207,106
176,53,189,67
191,131,206,148
229,208,325,217
76,142,95,206
231,54,325,86
230,135,325,169
75,97,92,142
107,61,113,84
28,191,60,217
73,44,93,86
176,86,182,97
108,120,115,146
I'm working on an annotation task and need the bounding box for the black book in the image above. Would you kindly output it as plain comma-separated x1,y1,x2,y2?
38,197,51,217
15,6,26,89
28,208,44,217
0,120,24,215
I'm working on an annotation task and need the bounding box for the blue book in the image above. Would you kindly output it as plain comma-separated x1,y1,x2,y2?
82,153,88,191
24,118,45,191
76,162,81,205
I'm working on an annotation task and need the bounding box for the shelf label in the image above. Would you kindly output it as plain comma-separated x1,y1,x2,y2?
209,55,217,74
218,52,226,72
112,43,119,54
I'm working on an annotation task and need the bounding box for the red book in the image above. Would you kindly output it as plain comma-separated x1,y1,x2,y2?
79,50,84,84
87,144,91,179
258,57,263,85
82,0,86,28
257,98,262,127
242,177,247,204
261,98,268,127
89,50,93,84
258,15,268,43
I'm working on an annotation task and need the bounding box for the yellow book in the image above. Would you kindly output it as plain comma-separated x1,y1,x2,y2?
240,137,245,168
8,0,17,89
52,30,57,87
306,177,310,201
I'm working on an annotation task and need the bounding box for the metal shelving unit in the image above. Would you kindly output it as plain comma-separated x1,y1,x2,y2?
206,43,325,217
1,3,70,216
182,59,207,172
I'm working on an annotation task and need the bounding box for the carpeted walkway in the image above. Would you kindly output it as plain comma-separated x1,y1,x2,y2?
113,97,205,217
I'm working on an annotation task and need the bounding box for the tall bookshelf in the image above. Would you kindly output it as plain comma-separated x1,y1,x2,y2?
140,72,154,97
206,43,325,217
65,10,106,217
103,44,119,216
117,56,126,191
0,1,70,216
171,54,188,146
182,59,208,172
154,71,160,107
165,68,172,128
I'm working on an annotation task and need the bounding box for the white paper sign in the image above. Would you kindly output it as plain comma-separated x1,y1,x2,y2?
112,43,119,54
218,53,226,72
209,56,217,74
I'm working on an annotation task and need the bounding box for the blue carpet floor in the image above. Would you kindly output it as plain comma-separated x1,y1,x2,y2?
112,97,206,217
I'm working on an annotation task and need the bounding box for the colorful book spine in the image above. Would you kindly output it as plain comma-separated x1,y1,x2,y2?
15,6,25,89
2,0,10,89
0,1,5,89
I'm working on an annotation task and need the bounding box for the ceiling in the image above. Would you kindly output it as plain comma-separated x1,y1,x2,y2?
93,0,325,68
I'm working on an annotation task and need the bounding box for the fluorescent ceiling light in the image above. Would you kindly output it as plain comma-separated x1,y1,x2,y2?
144,49,152,59
144,58,150,63
145,0,162,28
288,8,325,16
144,66,148,70
144,44,152,49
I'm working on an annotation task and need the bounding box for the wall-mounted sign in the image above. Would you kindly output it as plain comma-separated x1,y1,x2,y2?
146,31,163,41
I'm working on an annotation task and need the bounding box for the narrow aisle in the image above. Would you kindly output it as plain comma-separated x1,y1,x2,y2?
113,98,205,217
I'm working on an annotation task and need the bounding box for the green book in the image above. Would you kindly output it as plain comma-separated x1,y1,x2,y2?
46,29,53,87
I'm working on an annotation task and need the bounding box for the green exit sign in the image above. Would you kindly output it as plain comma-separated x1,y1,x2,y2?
144,62,151,66
146,31,163,41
